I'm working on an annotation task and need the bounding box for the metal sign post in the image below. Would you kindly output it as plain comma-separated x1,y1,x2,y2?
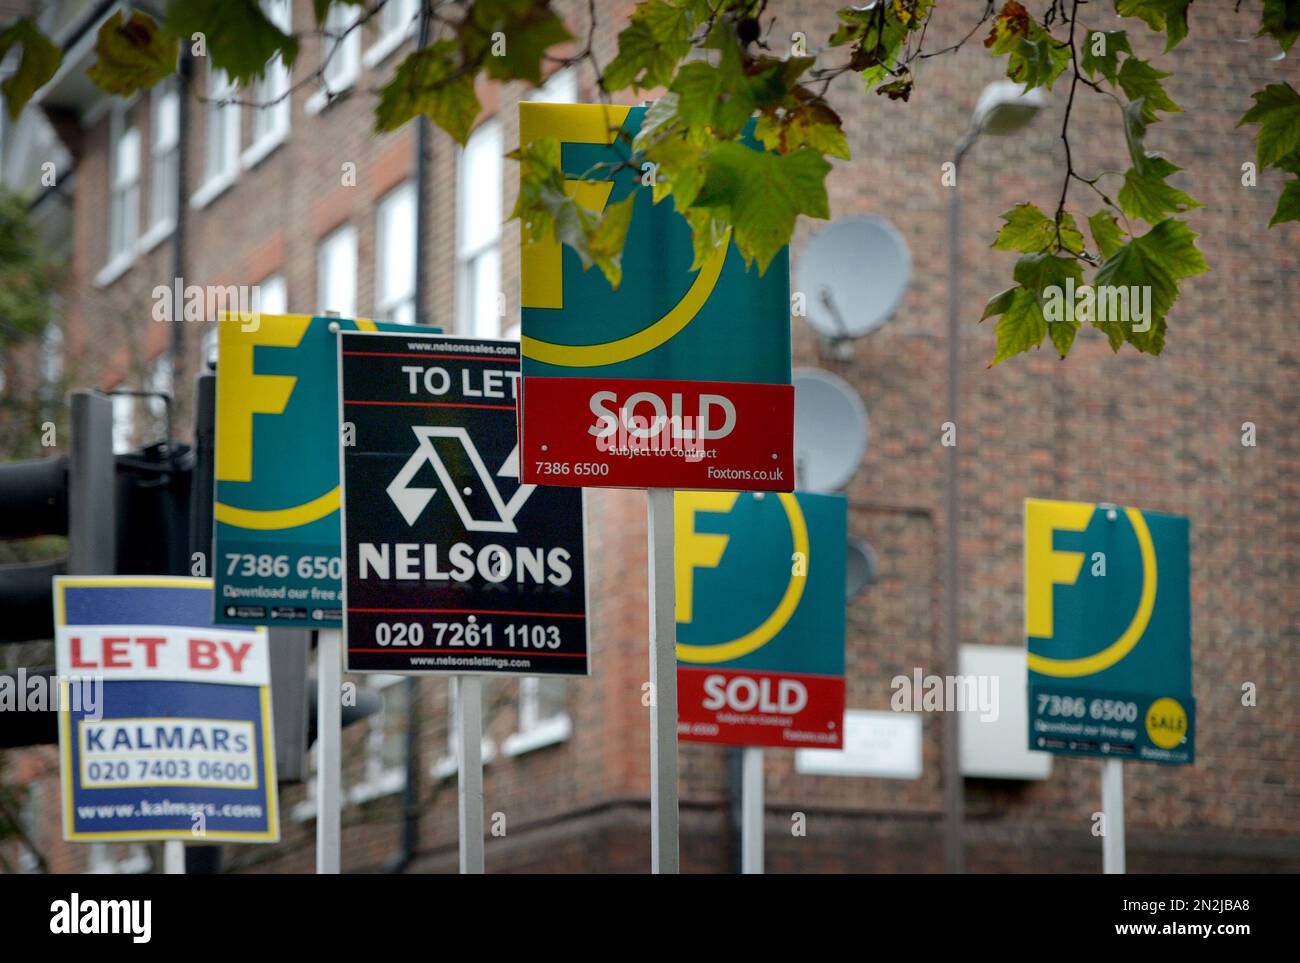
741,746,764,874
1102,759,1126,874
455,676,486,874
647,488,680,874
316,628,342,874
164,842,185,874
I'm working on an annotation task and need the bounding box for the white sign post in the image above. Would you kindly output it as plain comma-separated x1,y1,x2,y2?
647,488,680,874
1102,758,1126,874
741,746,764,874
163,841,185,875
316,628,342,874
456,676,486,874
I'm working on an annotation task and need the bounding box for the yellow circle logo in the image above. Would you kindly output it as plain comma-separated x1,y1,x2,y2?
1145,697,1187,749
676,493,808,664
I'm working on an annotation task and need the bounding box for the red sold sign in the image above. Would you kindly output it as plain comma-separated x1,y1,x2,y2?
521,377,793,490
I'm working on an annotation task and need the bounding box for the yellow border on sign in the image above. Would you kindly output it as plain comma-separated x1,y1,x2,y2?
212,315,378,530
1026,506,1158,678
518,102,728,367
676,493,810,664
55,577,279,844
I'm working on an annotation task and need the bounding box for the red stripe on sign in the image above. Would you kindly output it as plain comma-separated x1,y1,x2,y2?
342,351,516,361
350,607,586,618
520,376,794,491
343,399,516,410
676,666,845,749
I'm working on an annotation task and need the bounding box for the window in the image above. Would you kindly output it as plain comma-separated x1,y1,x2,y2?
530,67,578,104
432,679,496,778
107,111,140,267
245,0,292,166
503,677,571,756
351,675,408,803
145,355,172,432
376,182,417,324
111,391,135,454
317,225,358,317
144,79,179,247
193,63,240,207
257,273,288,315
365,0,416,67
456,120,502,337
307,4,361,113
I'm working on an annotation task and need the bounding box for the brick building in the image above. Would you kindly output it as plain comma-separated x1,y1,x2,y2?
1,0,1296,874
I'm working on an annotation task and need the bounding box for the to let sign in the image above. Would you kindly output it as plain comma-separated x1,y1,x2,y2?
338,331,589,675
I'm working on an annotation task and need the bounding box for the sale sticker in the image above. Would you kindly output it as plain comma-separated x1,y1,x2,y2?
517,102,794,491
54,576,279,843
675,491,846,748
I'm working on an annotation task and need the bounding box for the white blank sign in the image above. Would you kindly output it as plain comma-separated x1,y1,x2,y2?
796,710,922,779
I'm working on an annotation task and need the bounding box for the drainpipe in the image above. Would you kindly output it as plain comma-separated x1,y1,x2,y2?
388,5,433,875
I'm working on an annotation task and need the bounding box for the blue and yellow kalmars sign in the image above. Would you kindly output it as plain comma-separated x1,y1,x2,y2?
676,491,846,748
1025,498,1195,764
518,103,794,491
213,313,416,627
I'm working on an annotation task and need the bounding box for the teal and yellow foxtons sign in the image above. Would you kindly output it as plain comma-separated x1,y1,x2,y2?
1025,498,1195,765
517,102,794,491
213,313,417,627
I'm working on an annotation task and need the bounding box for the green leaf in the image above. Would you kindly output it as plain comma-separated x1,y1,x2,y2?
669,41,756,138
1081,30,1131,85
586,192,638,287
1260,0,1300,53
603,0,701,91
755,101,850,159
375,41,480,143
642,133,706,206
163,0,297,86
1114,0,1191,51
992,203,1084,254
0,18,61,121
1118,165,1201,223
988,286,1047,365
981,253,1084,364
1238,82,1300,170
1269,177,1300,225
461,0,572,86
986,10,1069,92
1118,56,1181,121
1088,210,1128,260
692,143,830,273
1092,218,1207,353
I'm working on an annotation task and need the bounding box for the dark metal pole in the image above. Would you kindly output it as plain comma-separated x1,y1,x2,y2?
942,135,975,875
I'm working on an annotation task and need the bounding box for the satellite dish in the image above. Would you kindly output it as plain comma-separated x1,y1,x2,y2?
846,538,878,599
792,368,867,492
796,215,911,340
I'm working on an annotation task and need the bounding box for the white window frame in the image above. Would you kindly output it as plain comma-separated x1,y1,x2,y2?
317,224,358,317
456,119,503,337
111,390,135,454
97,108,140,286
375,181,417,324
432,680,497,779
503,677,572,756
244,0,292,168
140,79,179,253
364,0,417,68
192,63,241,209
306,4,361,114
350,675,408,803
